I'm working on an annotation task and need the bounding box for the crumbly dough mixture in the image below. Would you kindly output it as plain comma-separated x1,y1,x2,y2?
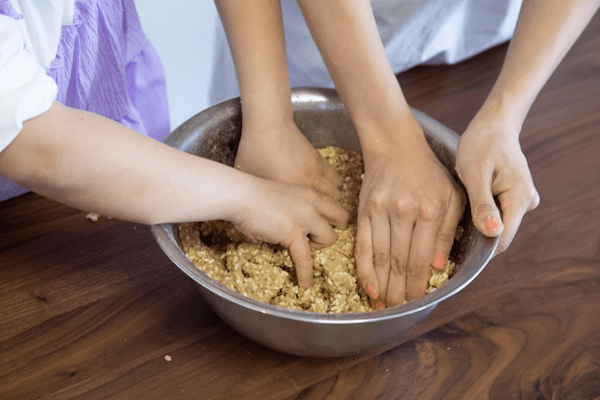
179,146,456,313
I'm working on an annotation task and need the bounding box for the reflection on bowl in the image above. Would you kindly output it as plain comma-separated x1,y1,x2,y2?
151,88,498,358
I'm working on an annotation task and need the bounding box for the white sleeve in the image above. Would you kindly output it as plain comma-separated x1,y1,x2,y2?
0,15,58,153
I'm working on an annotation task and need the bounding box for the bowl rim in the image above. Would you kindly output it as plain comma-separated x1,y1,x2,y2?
151,87,499,325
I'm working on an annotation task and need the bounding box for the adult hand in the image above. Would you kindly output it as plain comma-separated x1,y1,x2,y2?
356,118,466,307
456,117,540,254
232,177,348,289
234,121,343,200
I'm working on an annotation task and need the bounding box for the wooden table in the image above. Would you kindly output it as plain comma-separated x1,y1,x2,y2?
2,12,600,400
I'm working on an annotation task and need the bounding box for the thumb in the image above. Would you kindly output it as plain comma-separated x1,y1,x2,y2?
463,172,504,238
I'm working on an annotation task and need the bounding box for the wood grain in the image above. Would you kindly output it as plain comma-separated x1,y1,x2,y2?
1,10,600,400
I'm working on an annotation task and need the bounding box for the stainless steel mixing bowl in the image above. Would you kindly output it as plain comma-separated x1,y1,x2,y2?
151,88,498,358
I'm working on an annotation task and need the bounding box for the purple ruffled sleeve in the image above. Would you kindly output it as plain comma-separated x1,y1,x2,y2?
47,0,170,141
0,0,171,201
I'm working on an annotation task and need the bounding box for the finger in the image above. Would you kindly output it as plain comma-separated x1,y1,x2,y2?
289,235,314,289
462,166,504,238
406,212,440,301
370,212,391,308
315,177,342,201
320,158,344,187
431,193,465,271
309,241,328,250
495,185,539,254
355,213,381,306
314,193,349,229
306,215,338,248
385,216,412,307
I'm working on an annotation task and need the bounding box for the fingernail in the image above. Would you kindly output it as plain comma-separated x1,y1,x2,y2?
485,216,501,232
433,253,446,270
375,301,385,310
366,283,378,299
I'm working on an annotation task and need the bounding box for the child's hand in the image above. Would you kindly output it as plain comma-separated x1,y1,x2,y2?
356,119,466,307
456,118,540,254
234,121,343,200
232,177,348,288
216,0,342,201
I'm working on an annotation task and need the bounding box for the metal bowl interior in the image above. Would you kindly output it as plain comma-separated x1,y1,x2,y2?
151,88,498,357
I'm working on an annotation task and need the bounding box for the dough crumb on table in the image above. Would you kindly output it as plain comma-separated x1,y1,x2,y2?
179,146,456,313
86,213,100,222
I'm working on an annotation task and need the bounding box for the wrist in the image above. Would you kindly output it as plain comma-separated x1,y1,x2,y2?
240,95,294,135
225,172,264,225
357,109,427,158
477,84,531,136
470,91,526,141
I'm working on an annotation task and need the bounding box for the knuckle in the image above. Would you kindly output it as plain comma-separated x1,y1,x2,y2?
394,193,412,218
525,185,536,200
525,186,540,208
436,231,456,245
419,199,441,221
474,202,497,217
391,257,406,275
368,189,388,212
373,251,390,267
529,192,541,210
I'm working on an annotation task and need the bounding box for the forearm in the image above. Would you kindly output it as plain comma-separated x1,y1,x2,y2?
214,0,292,130
478,0,600,134
296,0,419,153
0,102,254,225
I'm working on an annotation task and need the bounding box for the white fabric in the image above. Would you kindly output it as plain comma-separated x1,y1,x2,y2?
8,0,75,69
209,0,523,105
0,16,57,152
0,1,75,200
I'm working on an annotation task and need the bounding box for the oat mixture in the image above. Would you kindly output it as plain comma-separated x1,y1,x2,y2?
179,146,456,313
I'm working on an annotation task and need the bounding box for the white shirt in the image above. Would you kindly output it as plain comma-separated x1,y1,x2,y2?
209,0,523,105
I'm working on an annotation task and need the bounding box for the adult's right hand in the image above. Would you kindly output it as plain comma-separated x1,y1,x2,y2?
355,118,466,308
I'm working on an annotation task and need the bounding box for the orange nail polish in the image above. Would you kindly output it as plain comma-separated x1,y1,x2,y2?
366,284,378,298
433,253,446,270
375,301,384,310
485,217,500,232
